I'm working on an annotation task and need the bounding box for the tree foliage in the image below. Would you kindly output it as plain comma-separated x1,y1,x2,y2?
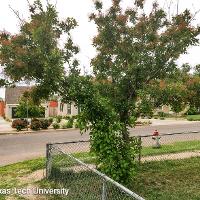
0,0,79,100
16,90,45,118
148,80,188,113
61,0,200,183
148,68,200,114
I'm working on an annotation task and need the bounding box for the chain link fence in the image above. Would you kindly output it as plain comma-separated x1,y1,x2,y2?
45,131,200,199
46,142,145,200
139,131,200,163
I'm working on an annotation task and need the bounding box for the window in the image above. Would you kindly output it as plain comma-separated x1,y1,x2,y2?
67,103,71,115
60,103,64,112
11,107,18,118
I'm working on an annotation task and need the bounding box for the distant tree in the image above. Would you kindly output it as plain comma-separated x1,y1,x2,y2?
166,83,188,114
0,0,79,101
16,91,45,118
137,91,154,117
149,76,200,115
181,63,191,74
186,76,200,109
194,64,200,75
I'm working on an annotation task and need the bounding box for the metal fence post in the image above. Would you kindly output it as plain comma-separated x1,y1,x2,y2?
102,179,107,200
46,143,52,179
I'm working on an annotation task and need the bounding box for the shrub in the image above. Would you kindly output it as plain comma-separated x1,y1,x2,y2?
143,120,152,125
60,119,68,129
48,117,53,124
31,118,39,122
66,120,73,128
129,116,136,126
74,120,80,128
74,123,79,128
140,113,145,118
66,117,74,128
187,107,199,115
6,118,12,122
73,119,77,128
60,118,74,129
147,115,152,119
160,117,165,120
61,123,68,129
63,115,71,120
136,121,143,126
135,121,151,126
12,119,28,131
74,116,86,130
56,115,62,123
52,122,60,129
40,119,50,129
71,115,77,120
30,119,41,131
158,111,166,118
187,115,200,121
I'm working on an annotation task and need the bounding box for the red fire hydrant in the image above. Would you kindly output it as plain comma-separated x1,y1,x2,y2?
152,130,161,148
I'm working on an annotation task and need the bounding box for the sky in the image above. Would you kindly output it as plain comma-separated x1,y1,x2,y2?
0,0,200,98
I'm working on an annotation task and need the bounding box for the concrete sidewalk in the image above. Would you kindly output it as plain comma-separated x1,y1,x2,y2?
0,117,77,135
0,117,199,135
142,151,200,162
140,118,199,126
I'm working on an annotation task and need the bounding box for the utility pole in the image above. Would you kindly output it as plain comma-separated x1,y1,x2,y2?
26,95,28,131
25,80,30,131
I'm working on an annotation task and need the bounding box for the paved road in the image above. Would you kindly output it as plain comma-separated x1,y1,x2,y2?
1,122,200,166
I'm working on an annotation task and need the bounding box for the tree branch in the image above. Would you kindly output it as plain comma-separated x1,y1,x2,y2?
9,5,24,25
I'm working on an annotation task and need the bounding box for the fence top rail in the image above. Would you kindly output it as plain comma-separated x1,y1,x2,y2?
47,140,89,146
47,130,200,146
139,130,200,138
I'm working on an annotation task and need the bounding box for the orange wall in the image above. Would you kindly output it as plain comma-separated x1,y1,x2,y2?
0,101,5,117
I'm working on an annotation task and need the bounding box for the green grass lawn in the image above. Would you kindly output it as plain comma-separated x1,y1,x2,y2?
187,114,200,121
0,141,200,200
142,140,200,156
72,140,200,159
45,156,200,200
0,158,45,200
131,157,200,200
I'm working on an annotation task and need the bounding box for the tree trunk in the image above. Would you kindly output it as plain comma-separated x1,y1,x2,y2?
120,111,130,142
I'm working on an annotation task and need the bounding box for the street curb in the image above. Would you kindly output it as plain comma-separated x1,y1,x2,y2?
0,128,79,135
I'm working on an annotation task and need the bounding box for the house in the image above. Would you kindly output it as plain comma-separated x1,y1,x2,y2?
57,101,79,117
5,86,32,119
48,100,58,117
4,86,79,119
46,100,79,117
155,105,172,114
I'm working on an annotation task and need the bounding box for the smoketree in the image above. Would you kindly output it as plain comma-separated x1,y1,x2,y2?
62,0,200,183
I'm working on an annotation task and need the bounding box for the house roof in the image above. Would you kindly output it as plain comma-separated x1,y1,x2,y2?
5,86,31,104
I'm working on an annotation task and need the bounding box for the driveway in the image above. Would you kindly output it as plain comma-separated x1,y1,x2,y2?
1,122,200,166
0,117,12,132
